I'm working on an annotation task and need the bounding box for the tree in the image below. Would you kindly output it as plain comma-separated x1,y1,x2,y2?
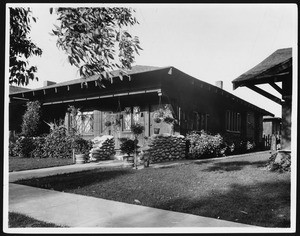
50,7,142,85
9,7,42,86
21,101,41,137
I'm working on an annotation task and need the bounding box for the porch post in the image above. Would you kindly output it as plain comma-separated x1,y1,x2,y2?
281,98,291,150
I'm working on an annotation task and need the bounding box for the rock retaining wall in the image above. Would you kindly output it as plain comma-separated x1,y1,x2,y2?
89,135,115,161
147,134,186,163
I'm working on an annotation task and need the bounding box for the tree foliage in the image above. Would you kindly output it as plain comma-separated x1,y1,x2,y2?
50,7,142,84
9,7,42,86
21,101,41,137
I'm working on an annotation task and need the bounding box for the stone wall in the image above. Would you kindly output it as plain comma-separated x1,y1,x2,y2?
147,134,186,163
89,135,115,161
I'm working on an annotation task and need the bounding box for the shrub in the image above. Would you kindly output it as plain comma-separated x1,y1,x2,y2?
119,138,135,156
72,136,92,155
222,133,256,155
31,136,47,158
42,125,74,158
12,136,36,158
186,130,224,159
21,101,41,137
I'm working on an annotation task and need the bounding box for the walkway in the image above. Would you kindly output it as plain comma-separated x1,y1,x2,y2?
9,150,272,182
9,160,131,182
9,183,255,228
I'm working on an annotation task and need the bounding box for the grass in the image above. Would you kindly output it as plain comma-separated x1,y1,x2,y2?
9,156,74,172
8,212,64,228
15,152,291,227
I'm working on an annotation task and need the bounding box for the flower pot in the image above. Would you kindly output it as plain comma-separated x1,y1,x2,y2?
75,154,86,164
154,128,160,134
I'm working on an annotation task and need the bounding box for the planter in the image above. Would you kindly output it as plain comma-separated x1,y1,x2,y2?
126,156,134,162
75,154,86,164
154,128,160,134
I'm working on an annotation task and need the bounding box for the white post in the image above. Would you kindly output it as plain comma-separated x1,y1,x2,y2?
73,148,75,163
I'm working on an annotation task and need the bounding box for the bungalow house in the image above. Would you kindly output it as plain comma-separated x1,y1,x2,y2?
9,65,272,148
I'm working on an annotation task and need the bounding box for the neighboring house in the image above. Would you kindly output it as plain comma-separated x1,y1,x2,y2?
232,48,292,151
263,116,282,137
262,116,282,150
9,65,272,148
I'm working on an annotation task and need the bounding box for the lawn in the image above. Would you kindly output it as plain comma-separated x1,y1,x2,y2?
8,212,64,228
15,152,291,227
9,156,74,172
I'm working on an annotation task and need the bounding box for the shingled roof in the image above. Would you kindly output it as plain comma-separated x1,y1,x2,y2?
41,65,162,90
8,65,273,116
9,85,31,94
232,48,292,89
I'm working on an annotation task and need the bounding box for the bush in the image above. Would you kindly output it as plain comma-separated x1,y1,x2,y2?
119,138,135,156
72,136,92,155
31,136,47,158
186,130,224,159
42,125,74,158
21,101,41,137
222,133,256,155
12,136,36,158
9,132,19,156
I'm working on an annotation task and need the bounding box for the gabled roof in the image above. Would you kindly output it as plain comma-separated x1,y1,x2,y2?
9,85,31,94
9,65,164,95
39,65,163,90
232,48,292,89
9,65,273,116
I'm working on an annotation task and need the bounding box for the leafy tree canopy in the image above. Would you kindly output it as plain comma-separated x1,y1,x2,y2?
50,7,142,85
9,7,42,86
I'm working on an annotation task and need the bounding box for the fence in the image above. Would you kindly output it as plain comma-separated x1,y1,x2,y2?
263,134,281,150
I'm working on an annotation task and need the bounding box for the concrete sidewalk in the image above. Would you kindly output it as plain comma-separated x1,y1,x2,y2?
9,183,256,228
9,151,272,183
9,160,131,182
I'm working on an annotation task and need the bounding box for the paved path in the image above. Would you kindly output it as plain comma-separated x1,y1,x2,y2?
9,150,272,183
9,160,132,182
9,183,255,228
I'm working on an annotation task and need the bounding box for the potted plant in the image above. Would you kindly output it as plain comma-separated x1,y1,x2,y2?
72,136,90,164
153,127,160,134
154,117,162,123
163,116,175,124
104,120,112,127
131,123,145,136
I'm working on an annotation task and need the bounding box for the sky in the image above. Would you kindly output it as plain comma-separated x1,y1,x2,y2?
10,4,298,117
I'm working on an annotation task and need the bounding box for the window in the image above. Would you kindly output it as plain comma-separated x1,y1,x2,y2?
226,110,241,132
122,106,142,131
199,113,209,131
133,106,141,124
74,111,94,134
123,107,132,131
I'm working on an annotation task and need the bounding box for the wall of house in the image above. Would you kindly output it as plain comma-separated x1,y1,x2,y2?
161,69,266,145
10,67,267,149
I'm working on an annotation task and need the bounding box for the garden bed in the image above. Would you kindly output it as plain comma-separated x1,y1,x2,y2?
9,156,74,172
15,152,290,227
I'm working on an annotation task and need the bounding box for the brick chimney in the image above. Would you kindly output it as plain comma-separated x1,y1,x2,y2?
215,80,223,89
43,80,56,87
